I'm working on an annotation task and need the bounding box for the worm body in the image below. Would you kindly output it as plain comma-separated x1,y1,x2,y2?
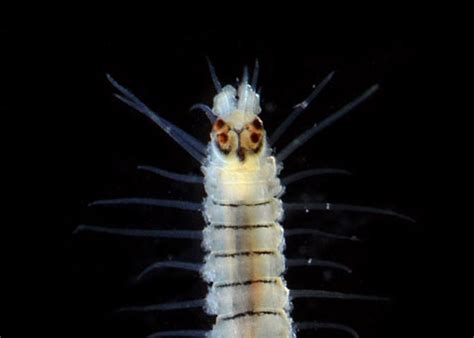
202,81,292,337
77,62,410,338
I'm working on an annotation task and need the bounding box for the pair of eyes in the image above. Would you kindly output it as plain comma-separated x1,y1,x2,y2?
213,117,264,148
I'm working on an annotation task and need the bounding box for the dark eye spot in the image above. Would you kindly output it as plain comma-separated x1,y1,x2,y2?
250,133,260,143
252,118,263,130
218,133,228,143
215,119,225,129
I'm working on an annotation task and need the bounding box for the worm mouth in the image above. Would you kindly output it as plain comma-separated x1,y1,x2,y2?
235,130,245,162
237,147,246,162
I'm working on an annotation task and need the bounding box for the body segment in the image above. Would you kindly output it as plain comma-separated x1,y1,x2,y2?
201,81,293,338
82,65,397,338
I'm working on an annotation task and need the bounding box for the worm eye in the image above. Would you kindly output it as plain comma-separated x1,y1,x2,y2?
252,118,263,130
216,131,231,154
214,119,225,130
218,133,228,144
250,133,260,143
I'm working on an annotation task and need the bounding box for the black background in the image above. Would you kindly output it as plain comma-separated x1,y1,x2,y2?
37,24,442,338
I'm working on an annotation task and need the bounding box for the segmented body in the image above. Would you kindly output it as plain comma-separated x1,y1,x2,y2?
202,150,291,337
76,62,412,338
196,75,292,337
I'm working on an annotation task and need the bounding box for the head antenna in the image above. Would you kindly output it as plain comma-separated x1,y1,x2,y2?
189,103,216,123
269,71,335,146
251,59,259,90
276,84,379,161
206,57,222,92
106,74,206,163
241,65,249,85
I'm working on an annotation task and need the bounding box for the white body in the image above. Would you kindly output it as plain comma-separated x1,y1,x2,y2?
201,80,294,337
101,69,381,338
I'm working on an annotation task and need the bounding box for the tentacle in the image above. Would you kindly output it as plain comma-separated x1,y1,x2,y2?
282,168,352,185
290,289,390,302
241,65,249,84
137,165,204,184
137,261,202,281
73,225,202,239
108,80,204,152
285,228,360,241
89,198,201,211
287,258,352,274
276,84,379,161
251,59,259,90
148,330,208,337
107,74,207,163
269,71,335,145
189,103,216,123
295,322,359,338
112,92,206,163
117,298,205,312
284,202,415,222
206,57,222,92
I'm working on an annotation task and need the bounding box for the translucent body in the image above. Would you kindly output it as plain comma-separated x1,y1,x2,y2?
201,81,294,337
94,71,390,338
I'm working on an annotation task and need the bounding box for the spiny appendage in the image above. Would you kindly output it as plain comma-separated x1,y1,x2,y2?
137,165,204,184
269,70,335,146
106,74,207,163
285,202,415,223
275,84,379,162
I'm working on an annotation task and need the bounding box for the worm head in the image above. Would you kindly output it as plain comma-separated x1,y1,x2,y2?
210,78,265,163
